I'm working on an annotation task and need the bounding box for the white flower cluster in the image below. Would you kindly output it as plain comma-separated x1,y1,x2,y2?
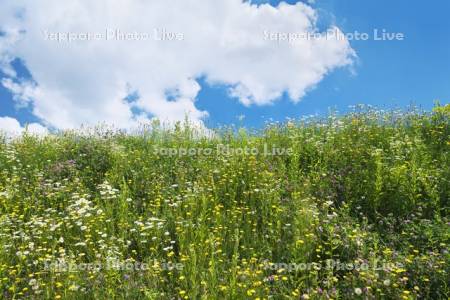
67,193,100,220
98,181,119,200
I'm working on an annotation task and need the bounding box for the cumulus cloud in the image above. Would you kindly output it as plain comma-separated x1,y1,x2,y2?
0,116,48,137
0,0,354,129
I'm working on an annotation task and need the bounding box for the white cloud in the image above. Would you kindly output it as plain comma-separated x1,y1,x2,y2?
0,0,354,129
0,116,48,137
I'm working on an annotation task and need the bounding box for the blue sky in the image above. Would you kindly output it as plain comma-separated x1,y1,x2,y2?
0,0,449,131
197,0,450,127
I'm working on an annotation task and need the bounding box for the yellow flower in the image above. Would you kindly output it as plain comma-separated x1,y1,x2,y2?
394,268,406,274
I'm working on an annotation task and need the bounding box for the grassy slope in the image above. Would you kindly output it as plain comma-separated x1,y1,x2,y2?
0,106,449,299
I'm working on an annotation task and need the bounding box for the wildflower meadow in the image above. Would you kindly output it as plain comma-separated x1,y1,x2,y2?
0,105,448,299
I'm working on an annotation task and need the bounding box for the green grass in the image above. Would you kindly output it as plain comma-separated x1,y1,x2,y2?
0,105,448,299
